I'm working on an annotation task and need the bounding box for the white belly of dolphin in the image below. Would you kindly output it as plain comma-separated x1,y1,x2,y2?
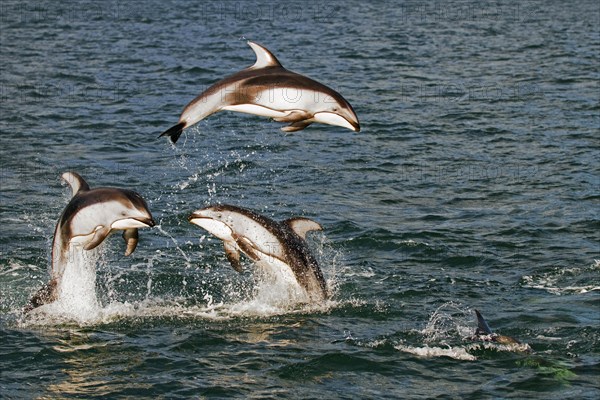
188,218,235,242
222,104,290,118
253,254,312,304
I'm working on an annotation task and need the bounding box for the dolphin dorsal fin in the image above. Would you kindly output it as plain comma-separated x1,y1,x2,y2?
284,218,322,240
247,41,282,69
475,309,494,335
61,172,90,196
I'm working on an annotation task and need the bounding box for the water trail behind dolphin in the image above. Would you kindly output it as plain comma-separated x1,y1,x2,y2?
30,247,102,323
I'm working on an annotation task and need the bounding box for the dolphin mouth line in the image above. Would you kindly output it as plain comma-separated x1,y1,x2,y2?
188,214,208,223
113,217,155,228
135,217,156,227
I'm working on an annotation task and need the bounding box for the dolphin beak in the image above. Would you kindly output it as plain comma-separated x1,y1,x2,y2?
188,212,210,227
111,217,155,230
137,217,156,227
188,212,234,239
188,213,202,223
344,108,360,132
314,111,360,132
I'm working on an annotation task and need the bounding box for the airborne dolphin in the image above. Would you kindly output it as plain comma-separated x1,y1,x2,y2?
160,41,360,143
188,204,328,301
25,172,155,312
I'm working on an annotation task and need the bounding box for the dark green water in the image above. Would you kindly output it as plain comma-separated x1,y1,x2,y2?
1,1,598,398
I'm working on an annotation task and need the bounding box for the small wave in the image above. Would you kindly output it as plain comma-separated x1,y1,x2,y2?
521,261,600,295
465,341,532,354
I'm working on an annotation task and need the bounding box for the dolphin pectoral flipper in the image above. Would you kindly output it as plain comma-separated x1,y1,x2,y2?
123,228,139,256
224,242,243,273
284,218,323,240
83,226,111,251
61,172,90,196
235,236,260,262
281,120,313,133
159,122,186,144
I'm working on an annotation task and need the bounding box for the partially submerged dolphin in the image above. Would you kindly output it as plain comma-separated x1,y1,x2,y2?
472,309,522,345
188,204,328,301
160,41,360,143
25,172,155,312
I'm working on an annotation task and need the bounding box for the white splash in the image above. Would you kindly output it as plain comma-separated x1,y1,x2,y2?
20,234,344,326
521,261,600,295
422,302,473,342
394,344,477,361
28,246,102,324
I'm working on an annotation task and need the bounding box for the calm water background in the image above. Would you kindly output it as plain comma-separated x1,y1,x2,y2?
1,0,598,398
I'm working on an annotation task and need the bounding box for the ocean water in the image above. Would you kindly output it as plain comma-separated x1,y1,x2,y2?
1,1,599,398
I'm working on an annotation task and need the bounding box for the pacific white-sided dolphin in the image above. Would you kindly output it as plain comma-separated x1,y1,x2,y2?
188,204,328,301
25,172,155,312
472,309,522,345
160,41,360,143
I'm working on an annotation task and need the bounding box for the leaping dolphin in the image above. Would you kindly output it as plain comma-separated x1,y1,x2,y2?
160,41,360,143
25,172,155,312
188,204,328,301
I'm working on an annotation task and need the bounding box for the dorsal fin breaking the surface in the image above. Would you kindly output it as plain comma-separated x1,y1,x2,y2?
284,217,323,240
247,41,282,69
61,172,90,196
475,309,494,335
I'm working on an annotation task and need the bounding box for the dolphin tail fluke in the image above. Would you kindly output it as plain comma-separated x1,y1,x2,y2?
159,122,186,143
475,309,494,335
